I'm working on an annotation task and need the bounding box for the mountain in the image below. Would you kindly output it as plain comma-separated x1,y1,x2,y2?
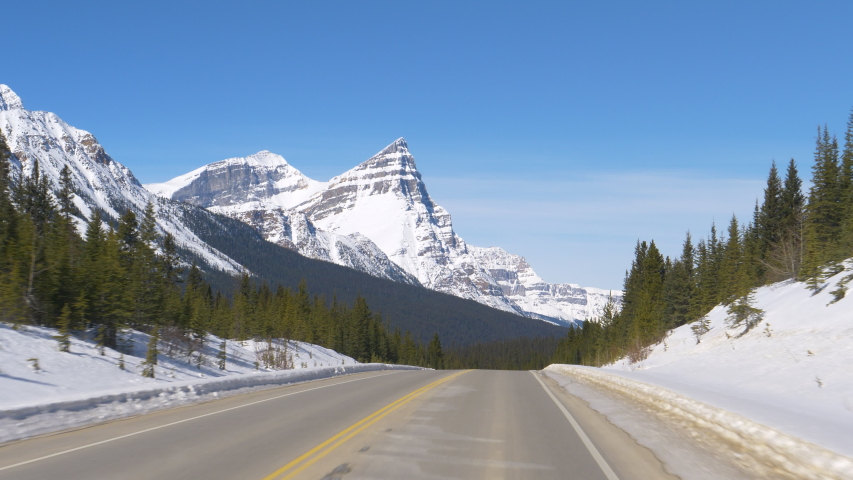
0,84,567,344
0,84,242,274
147,150,418,285
148,138,622,325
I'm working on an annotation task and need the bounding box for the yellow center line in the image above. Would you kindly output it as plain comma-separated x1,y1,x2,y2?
262,370,470,480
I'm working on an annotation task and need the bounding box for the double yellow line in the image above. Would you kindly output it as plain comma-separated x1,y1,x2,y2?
262,370,470,480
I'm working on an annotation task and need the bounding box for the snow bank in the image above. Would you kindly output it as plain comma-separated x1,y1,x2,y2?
601,267,853,457
544,266,853,479
0,323,423,444
546,364,853,480
1,363,420,444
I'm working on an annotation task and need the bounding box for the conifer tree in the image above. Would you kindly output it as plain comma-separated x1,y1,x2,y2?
763,159,806,281
0,131,21,324
427,333,444,369
720,215,748,301
725,289,764,337
698,223,723,309
755,161,783,283
634,241,666,344
759,161,784,245
12,160,57,324
57,166,76,220
840,109,853,255
53,304,72,352
663,232,695,328
217,340,227,370
141,327,159,378
804,126,842,288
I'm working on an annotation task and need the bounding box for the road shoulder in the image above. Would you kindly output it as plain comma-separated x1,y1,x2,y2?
535,370,681,480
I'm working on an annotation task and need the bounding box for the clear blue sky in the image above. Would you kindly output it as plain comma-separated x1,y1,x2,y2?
5,1,853,290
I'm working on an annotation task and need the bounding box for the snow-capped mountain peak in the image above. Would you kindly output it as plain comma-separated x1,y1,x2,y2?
0,85,24,111
373,137,410,158
0,85,243,274
145,150,326,212
149,136,622,325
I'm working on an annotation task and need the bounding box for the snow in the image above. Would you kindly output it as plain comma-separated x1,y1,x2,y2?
0,85,245,276
545,266,853,479
144,164,208,198
0,322,421,443
145,150,328,209
0,85,23,110
146,136,621,325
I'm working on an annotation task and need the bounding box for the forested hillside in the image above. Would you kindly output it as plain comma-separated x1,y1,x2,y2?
0,130,438,367
0,127,567,376
555,111,853,366
175,205,567,346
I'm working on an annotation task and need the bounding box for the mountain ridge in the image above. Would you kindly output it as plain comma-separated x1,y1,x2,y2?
1,84,568,344
148,136,622,325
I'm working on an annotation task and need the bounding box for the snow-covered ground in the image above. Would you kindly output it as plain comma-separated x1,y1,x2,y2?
546,266,853,479
603,267,853,456
0,323,419,443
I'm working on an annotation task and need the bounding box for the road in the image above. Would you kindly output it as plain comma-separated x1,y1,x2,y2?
0,370,677,479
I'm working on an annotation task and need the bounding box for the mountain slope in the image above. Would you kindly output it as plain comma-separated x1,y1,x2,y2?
0,84,565,344
601,267,853,458
0,84,242,274
148,138,621,325
178,205,569,345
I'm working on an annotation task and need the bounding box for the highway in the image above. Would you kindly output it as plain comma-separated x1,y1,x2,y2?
0,370,677,479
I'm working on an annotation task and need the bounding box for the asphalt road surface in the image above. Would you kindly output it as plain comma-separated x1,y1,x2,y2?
0,370,677,479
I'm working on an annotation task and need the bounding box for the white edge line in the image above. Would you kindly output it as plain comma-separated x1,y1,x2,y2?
531,370,620,480
0,371,399,472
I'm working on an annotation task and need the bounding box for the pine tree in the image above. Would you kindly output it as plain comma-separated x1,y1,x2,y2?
0,130,22,324
763,159,806,281
720,215,748,301
840,108,853,256
634,241,666,344
725,289,764,337
804,126,842,288
14,160,56,324
53,304,72,352
217,340,227,370
755,161,783,283
351,295,371,362
690,316,711,344
141,327,159,378
95,325,106,355
663,232,695,328
697,223,723,309
427,333,444,369
759,161,784,245
57,166,76,220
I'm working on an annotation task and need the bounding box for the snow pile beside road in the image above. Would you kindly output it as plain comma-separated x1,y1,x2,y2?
602,267,853,457
545,267,853,478
546,364,853,480
0,323,422,443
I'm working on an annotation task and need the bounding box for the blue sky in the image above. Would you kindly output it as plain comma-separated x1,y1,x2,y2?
4,1,853,290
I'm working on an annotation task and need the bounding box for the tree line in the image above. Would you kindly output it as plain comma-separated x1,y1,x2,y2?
554,110,853,367
0,131,444,370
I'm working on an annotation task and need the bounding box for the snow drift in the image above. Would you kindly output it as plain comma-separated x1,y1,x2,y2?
0,323,423,444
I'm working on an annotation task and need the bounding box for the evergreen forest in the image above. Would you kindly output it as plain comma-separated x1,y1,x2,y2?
0,131,443,370
553,110,853,367
6,109,852,373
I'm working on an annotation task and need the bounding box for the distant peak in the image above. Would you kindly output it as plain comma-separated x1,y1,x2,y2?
240,150,291,168
372,137,409,158
0,85,23,111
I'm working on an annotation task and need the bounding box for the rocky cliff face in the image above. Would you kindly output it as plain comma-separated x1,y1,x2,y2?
148,137,622,325
0,85,243,274
147,150,325,211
